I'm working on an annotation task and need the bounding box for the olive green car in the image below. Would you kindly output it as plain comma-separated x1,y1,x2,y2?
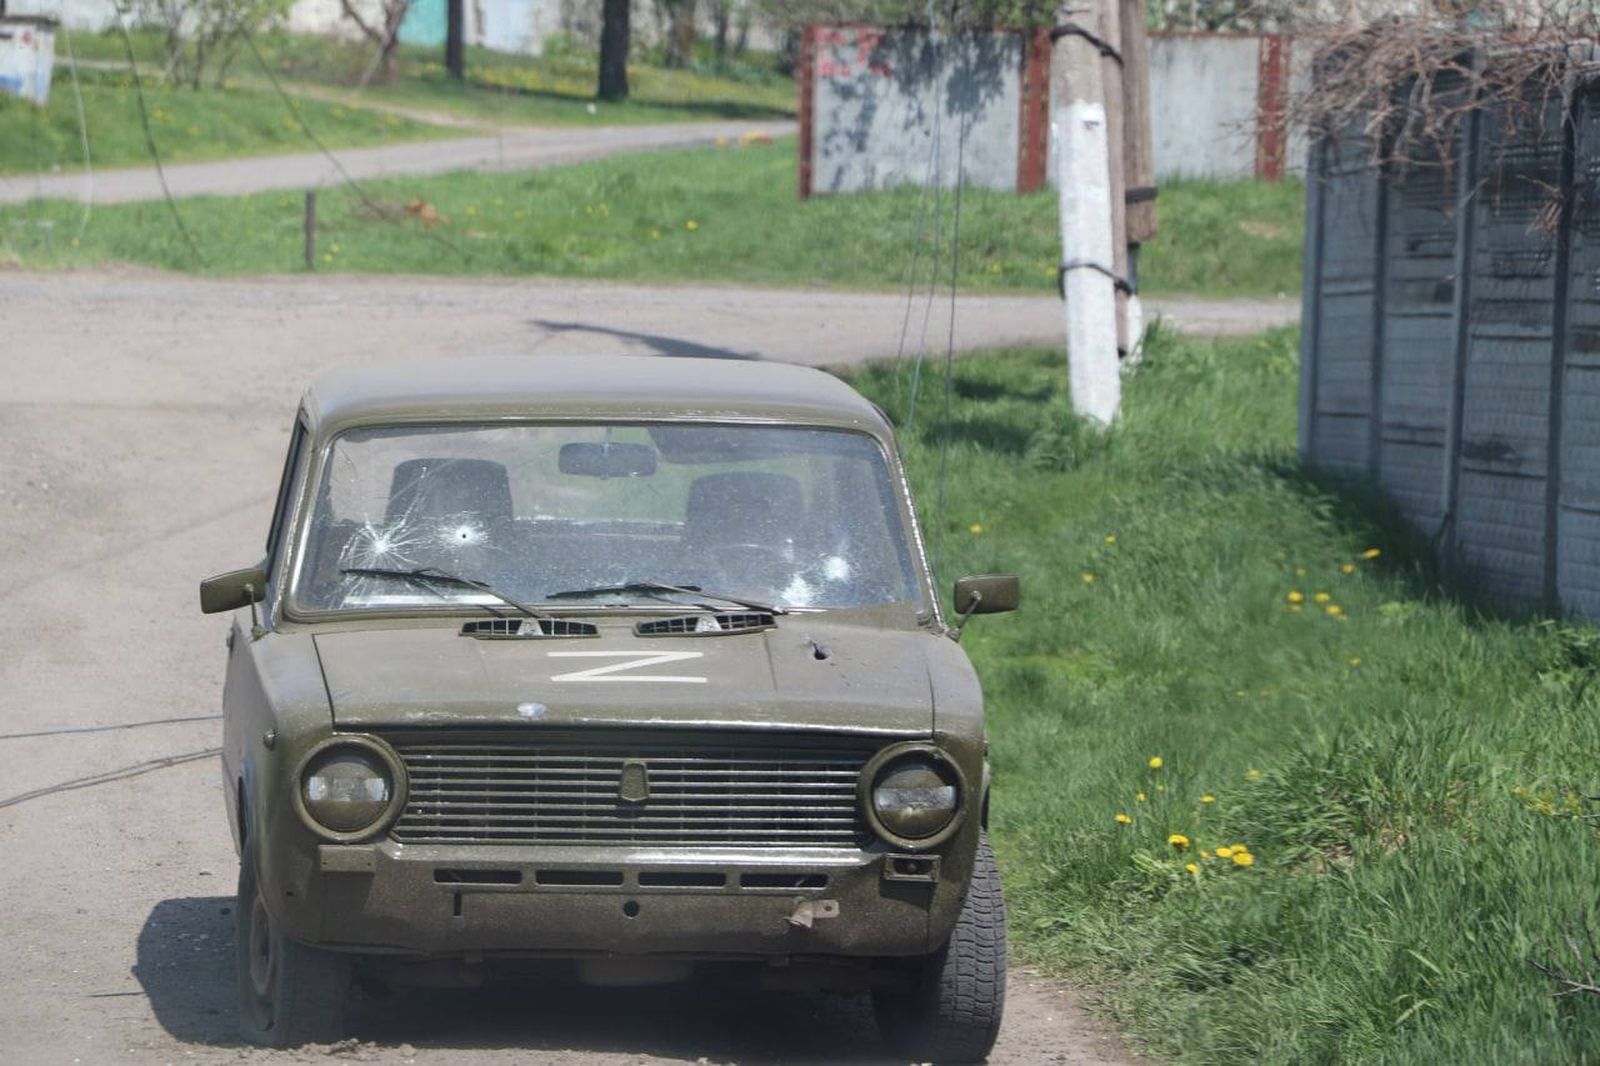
201,355,1017,1059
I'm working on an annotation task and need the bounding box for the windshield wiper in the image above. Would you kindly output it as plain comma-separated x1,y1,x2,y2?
340,566,549,620
543,580,786,616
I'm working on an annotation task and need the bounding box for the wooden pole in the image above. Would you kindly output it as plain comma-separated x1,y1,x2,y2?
1052,1,1120,425
303,189,316,271
1119,0,1156,245
1118,0,1155,360
1099,0,1130,356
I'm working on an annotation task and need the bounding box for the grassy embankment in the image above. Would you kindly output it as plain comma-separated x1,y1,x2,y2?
0,31,794,176
0,136,1304,298
0,67,444,174
841,334,1600,1062
63,30,795,129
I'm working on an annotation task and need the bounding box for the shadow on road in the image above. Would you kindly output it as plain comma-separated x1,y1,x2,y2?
135,896,903,1062
530,320,760,361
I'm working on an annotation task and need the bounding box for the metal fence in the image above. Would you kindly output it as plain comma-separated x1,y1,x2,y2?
1300,75,1600,616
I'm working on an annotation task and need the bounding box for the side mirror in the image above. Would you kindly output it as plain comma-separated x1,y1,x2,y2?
954,574,1020,616
200,566,268,615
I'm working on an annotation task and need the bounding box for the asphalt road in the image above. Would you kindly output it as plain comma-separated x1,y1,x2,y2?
0,268,1158,1064
0,120,795,205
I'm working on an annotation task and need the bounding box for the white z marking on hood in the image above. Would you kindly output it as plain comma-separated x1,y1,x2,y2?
548,650,708,683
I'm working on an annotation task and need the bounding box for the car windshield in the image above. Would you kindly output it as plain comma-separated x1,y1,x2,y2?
291,423,924,613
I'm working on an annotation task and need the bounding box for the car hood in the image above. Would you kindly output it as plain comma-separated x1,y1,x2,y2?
314,615,936,737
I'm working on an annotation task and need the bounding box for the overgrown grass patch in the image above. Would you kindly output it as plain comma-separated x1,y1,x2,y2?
0,67,443,174
66,30,795,126
840,333,1600,1062
1,137,1303,300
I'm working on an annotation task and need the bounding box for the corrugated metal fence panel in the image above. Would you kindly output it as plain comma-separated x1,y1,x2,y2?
1307,134,1384,477
1560,85,1600,617
1378,133,1460,531
1455,99,1566,607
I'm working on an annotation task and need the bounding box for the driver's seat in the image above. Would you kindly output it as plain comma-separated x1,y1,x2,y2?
680,473,804,585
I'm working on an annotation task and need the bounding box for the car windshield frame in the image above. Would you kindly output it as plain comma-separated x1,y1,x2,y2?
278,417,936,624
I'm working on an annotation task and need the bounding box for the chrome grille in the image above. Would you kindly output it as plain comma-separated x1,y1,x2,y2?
387,735,874,847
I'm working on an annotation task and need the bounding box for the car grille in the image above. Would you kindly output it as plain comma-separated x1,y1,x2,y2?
385,734,876,848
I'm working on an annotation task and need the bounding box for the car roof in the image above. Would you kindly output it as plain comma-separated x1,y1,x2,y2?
301,355,890,438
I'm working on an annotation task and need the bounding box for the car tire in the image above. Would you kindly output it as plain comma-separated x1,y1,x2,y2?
872,833,1007,1064
236,856,352,1047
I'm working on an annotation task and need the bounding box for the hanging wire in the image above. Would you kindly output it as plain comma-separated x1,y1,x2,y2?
59,19,95,241
0,747,221,810
902,0,951,441
932,84,970,584
112,3,205,267
240,26,471,264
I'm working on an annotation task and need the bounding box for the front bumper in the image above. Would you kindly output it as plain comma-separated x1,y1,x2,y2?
274,840,970,959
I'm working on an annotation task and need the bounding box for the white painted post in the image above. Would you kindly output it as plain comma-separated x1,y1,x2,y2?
1052,1,1120,425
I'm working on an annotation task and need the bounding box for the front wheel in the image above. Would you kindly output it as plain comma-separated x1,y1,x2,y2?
236,856,352,1047
873,833,1007,1063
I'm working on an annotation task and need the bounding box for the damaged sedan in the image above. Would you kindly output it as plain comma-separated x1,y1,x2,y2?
201,355,1018,1060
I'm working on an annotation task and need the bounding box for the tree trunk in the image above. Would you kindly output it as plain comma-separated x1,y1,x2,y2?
666,0,696,68
598,0,630,100
713,0,729,59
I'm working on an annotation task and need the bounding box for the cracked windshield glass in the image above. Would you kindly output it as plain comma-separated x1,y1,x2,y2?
293,423,923,612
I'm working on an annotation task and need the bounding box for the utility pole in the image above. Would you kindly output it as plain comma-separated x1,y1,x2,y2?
1119,0,1157,359
1052,0,1120,425
445,0,464,80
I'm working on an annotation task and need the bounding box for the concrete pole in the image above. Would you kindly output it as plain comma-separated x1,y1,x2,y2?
1052,1,1120,425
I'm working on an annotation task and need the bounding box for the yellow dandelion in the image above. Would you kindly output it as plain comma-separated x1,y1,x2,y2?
1135,791,1147,802
1313,592,1331,604
1232,851,1256,867
1362,547,1381,560
1287,590,1305,604
1148,756,1163,770
1246,768,1262,778
1200,794,1216,805
1168,834,1190,849
1231,843,1248,852
1341,563,1356,575
1326,604,1343,617
1104,534,1117,544
1081,571,1095,584
1185,862,1199,875
1215,846,1234,859
970,523,984,534
1115,813,1132,825
685,220,699,231
1348,657,1361,667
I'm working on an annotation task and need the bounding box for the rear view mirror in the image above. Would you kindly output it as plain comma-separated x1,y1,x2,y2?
953,574,1020,617
200,566,268,614
558,442,657,478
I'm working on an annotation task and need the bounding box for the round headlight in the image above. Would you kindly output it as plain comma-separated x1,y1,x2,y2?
299,744,397,837
864,747,964,848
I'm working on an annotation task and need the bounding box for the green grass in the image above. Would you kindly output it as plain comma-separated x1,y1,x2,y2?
0,67,445,175
66,30,795,126
838,335,1600,1062
0,138,1303,300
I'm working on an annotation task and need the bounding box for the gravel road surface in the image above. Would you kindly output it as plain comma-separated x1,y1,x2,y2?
0,269,1188,1064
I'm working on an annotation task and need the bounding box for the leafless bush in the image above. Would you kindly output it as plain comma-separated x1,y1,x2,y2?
135,0,292,89
1285,1,1600,172
1530,907,1600,1000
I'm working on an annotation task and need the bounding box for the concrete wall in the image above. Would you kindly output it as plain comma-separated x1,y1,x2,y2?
1301,80,1600,619
808,27,1024,195
1148,34,1260,180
